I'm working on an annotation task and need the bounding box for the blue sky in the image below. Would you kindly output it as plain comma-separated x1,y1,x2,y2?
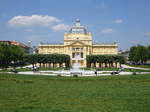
0,0,150,50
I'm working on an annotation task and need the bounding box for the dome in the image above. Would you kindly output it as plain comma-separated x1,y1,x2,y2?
69,19,88,34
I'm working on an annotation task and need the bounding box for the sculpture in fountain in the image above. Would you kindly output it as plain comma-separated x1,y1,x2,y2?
70,53,83,76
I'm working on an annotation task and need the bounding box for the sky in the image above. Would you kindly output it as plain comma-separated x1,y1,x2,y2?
0,0,150,50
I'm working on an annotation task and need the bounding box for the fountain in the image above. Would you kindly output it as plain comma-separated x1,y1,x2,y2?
70,61,82,76
54,52,95,76
70,53,83,76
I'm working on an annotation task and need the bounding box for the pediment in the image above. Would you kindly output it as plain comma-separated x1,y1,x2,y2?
66,41,89,46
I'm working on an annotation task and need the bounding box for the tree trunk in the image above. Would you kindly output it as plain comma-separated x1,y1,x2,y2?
115,62,117,68
99,63,101,68
32,63,34,68
105,63,108,68
53,63,55,68
59,63,62,68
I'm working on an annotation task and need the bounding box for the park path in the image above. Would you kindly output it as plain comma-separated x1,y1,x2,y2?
121,64,150,70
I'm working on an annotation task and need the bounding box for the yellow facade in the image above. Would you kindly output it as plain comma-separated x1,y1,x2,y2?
38,19,118,67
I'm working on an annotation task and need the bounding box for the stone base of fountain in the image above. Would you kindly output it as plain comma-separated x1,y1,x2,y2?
55,56,95,76
55,70,95,76
70,71,82,75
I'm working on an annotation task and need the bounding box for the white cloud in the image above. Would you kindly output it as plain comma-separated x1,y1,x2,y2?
101,28,114,33
8,15,61,27
144,32,150,36
51,24,70,31
115,19,123,24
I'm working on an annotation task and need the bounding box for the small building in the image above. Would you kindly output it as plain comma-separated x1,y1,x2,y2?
119,50,129,62
38,19,118,67
0,40,32,54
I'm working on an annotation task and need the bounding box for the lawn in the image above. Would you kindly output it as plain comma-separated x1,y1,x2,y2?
124,68,150,72
0,73,150,112
82,67,150,72
126,64,150,69
0,67,70,72
82,67,120,71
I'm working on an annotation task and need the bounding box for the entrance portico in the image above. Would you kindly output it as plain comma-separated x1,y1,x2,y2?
68,42,88,67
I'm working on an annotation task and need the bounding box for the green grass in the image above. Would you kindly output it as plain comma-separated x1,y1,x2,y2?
99,67,119,71
126,64,150,69
0,73,150,112
124,68,150,72
39,67,71,71
17,68,32,72
81,67,119,71
82,67,150,72
0,69,10,72
0,67,71,72
0,68,32,72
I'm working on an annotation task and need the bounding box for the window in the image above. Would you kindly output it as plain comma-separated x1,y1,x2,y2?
81,52,83,58
72,48,75,51
76,48,80,51
72,53,75,58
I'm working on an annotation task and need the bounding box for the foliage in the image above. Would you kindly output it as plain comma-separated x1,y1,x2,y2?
86,55,125,68
0,73,150,112
129,45,149,64
147,45,150,59
124,68,150,72
0,43,24,68
126,64,150,69
23,54,70,68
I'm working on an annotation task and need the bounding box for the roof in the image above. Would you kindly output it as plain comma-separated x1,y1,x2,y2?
39,42,64,47
68,19,88,34
0,40,29,48
93,43,118,47
40,42,63,45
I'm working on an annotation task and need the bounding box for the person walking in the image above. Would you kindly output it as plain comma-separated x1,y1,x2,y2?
95,69,97,76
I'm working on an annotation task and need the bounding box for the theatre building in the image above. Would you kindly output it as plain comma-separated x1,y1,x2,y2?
38,19,118,67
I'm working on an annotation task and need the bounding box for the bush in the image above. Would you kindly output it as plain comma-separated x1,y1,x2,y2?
57,74,62,77
73,74,78,77
132,72,137,75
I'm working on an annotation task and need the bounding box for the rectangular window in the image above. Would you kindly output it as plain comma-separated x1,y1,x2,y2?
81,52,83,58
72,53,75,58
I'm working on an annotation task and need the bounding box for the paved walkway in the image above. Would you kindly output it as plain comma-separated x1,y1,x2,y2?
121,64,150,70
1,70,150,77
1,64,150,77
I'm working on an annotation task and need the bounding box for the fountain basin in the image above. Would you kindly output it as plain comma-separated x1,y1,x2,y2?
54,70,95,76
70,71,82,75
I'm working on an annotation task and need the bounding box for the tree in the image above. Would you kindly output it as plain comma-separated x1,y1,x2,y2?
147,45,150,60
23,54,70,68
129,46,139,63
10,45,24,67
129,45,148,64
86,55,125,68
23,54,38,68
0,43,25,68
